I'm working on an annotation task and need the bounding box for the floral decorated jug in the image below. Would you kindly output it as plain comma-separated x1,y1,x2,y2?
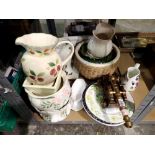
124,63,140,92
15,33,74,85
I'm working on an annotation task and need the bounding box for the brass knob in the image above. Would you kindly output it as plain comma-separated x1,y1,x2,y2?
123,115,133,128
123,115,130,122
124,121,133,128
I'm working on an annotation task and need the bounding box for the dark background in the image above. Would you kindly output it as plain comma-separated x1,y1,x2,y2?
0,19,41,69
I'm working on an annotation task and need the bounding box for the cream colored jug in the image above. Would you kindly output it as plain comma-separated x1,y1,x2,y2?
15,33,74,85
87,22,115,58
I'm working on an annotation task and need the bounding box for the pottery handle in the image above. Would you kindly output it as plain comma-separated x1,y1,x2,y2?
134,63,140,69
55,41,74,66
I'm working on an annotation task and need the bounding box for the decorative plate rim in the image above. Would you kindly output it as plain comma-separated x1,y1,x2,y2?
82,82,135,126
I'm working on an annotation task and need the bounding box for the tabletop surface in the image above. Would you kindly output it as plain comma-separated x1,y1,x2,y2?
33,36,149,124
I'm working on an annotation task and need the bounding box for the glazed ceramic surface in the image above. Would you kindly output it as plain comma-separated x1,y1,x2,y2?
71,78,87,111
23,70,62,96
83,82,135,126
25,71,71,112
79,42,117,64
124,63,140,92
75,42,120,68
55,40,79,79
15,33,74,85
87,22,115,58
36,99,71,123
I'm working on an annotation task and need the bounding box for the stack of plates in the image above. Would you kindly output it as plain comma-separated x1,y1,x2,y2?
82,82,135,126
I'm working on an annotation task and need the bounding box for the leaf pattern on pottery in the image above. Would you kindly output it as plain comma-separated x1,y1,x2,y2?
29,49,51,56
48,62,55,67
36,50,42,54
44,49,49,53
29,50,35,54
41,101,54,109
30,70,36,76
29,70,45,82
40,100,63,110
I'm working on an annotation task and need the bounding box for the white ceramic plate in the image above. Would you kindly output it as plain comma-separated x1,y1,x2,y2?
83,82,135,126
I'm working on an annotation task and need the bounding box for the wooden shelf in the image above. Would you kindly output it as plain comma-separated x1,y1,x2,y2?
33,52,149,124
143,108,155,122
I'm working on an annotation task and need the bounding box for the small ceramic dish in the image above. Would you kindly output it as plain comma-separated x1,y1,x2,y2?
23,70,62,96
83,82,135,126
24,71,71,112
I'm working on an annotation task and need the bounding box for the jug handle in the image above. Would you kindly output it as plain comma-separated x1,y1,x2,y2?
54,40,74,66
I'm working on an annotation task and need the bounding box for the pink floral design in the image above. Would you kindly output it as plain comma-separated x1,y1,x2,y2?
57,65,61,71
50,68,57,76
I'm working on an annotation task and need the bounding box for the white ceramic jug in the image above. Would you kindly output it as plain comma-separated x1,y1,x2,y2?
87,22,115,58
15,33,74,85
124,63,140,92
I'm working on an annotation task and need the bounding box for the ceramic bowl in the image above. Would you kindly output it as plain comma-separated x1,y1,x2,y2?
76,42,120,66
24,71,71,112
79,42,117,64
36,99,71,123
74,41,120,79
23,70,62,96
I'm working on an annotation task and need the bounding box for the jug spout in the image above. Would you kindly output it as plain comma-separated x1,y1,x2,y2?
15,36,26,46
15,33,59,51
15,36,30,50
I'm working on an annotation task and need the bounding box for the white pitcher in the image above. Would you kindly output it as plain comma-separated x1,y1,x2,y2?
87,22,115,58
124,63,140,92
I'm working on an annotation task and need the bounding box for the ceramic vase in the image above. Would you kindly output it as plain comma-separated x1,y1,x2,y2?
15,33,74,85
